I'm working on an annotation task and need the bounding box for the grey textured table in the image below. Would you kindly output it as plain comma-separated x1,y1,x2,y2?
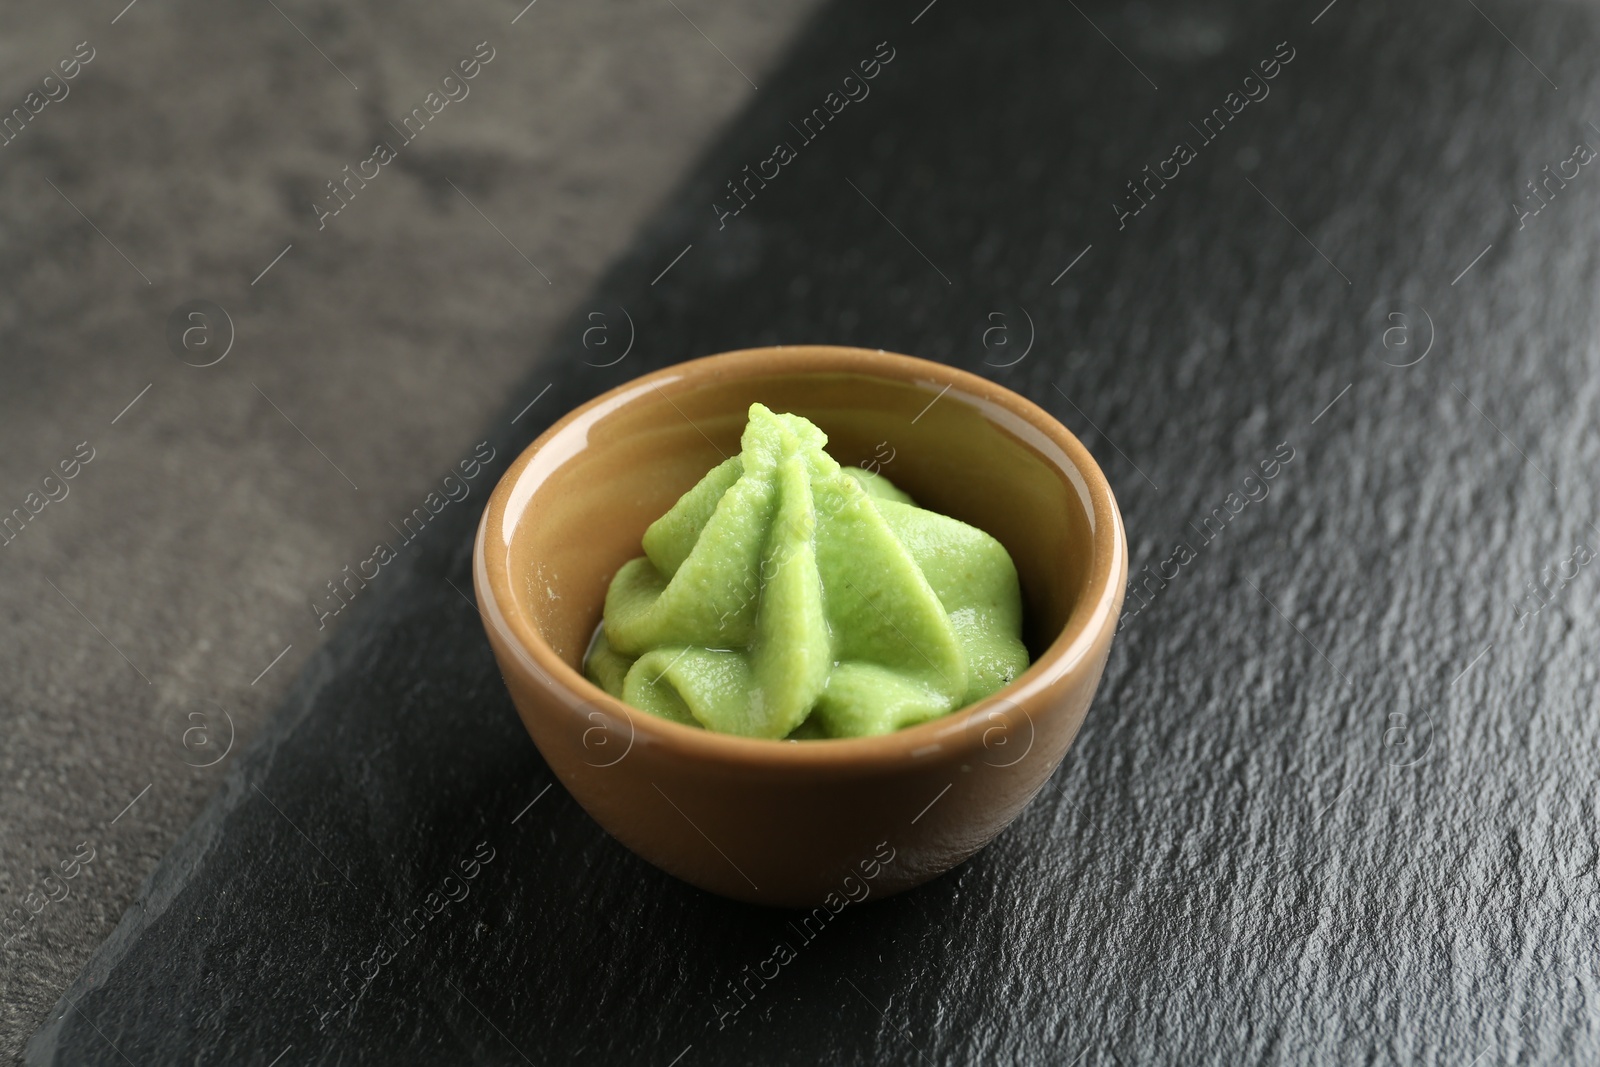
18,0,1600,1063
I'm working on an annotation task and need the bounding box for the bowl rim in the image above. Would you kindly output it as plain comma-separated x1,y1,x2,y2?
473,345,1127,770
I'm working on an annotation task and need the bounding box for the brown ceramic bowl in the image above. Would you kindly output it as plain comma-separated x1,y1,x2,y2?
473,346,1127,908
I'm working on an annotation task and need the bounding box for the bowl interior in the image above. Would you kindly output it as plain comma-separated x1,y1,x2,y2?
500,362,1099,679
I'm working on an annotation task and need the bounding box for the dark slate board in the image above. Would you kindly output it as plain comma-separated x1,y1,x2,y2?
29,0,1600,1062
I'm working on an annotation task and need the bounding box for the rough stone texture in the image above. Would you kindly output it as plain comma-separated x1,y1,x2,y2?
0,0,822,1058
21,0,1600,1063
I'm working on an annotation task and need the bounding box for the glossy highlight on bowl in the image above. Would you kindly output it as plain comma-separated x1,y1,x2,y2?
473,346,1127,907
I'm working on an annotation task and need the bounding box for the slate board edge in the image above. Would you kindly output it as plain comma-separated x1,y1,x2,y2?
22,612,354,1064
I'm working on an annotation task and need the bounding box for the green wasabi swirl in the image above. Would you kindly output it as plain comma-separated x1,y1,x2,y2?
584,403,1029,739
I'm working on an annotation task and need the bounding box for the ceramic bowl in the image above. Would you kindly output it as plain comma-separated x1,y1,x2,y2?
473,346,1127,907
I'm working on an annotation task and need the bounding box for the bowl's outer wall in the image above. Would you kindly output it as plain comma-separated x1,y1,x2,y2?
476,347,1128,907
484,612,1119,907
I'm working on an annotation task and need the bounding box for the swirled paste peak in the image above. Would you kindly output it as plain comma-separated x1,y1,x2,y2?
584,403,1028,739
